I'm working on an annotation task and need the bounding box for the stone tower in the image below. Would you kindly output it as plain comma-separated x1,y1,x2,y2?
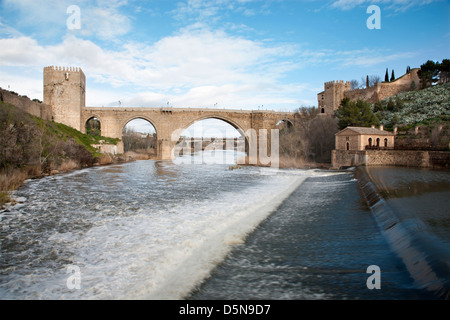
43,66,85,131
317,80,351,115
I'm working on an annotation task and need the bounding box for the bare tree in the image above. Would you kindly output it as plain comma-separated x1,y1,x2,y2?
279,107,338,164
350,79,360,90
369,75,381,87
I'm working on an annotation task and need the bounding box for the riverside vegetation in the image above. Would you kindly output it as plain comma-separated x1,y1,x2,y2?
0,101,120,207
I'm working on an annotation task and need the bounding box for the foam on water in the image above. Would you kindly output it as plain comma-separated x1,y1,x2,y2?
0,155,313,299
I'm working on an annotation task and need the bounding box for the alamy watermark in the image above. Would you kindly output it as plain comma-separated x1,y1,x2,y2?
367,5,381,30
66,265,81,290
366,265,381,290
67,5,81,30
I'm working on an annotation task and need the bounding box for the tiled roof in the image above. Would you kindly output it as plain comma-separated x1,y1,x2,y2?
336,126,394,136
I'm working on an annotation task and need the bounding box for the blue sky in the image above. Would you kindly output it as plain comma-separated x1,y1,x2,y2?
0,0,449,115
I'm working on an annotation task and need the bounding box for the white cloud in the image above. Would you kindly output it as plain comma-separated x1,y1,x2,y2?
0,24,305,108
2,0,132,40
0,25,415,109
0,68,42,99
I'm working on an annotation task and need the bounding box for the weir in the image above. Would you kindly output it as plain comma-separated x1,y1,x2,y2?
355,167,450,299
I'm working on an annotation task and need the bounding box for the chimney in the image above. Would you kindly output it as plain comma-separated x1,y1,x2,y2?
371,125,375,128
379,124,384,131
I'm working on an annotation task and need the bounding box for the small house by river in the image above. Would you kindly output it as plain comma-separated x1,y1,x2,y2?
335,126,395,151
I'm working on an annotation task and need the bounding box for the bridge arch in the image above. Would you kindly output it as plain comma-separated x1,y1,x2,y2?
121,115,159,136
85,116,102,136
171,115,250,160
276,119,294,129
179,115,248,139
121,116,158,155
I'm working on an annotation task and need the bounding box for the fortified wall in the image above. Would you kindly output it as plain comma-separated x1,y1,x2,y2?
0,88,52,121
318,68,420,115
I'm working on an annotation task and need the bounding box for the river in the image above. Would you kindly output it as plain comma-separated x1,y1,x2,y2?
0,151,448,299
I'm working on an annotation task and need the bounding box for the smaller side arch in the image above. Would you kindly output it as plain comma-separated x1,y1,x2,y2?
85,116,102,136
276,119,294,129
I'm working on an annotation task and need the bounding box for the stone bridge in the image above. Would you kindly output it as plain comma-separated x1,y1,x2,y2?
43,66,297,162
82,107,297,161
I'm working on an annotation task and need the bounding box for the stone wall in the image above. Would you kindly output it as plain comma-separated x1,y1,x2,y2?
92,143,123,155
332,149,450,169
320,69,420,113
344,69,420,104
0,88,53,120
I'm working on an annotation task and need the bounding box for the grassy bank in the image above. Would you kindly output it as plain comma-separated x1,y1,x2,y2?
0,101,121,208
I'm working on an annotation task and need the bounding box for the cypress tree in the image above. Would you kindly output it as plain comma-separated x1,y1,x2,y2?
385,68,389,82
366,75,369,88
390,69,395,81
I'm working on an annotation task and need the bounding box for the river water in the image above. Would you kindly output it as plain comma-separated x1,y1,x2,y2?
0,151,447,299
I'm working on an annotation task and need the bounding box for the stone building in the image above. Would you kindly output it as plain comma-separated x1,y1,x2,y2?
43,66,86,131
318,68,420,115
335,126,395,151
317,80,351,115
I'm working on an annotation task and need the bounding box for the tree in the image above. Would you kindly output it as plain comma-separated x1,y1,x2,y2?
385,68,389,82
336,98,380,130
279,107,338,163
368,75,381,87
366,75,370,88
390,69,395,82
439,59,450,83
350,79,360,90
418,60,440,88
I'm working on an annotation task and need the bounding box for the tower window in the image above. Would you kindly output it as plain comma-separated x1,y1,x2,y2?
65,72,69,80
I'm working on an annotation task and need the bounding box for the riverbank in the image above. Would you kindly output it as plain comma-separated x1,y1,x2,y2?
0,100,124,208
0,151,156,209
355,166,450,299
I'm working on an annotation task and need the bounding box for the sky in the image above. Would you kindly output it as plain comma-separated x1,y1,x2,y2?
0,0,449,134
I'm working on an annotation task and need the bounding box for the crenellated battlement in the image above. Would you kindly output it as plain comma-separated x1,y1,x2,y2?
44,66,84,73
324,80,352,88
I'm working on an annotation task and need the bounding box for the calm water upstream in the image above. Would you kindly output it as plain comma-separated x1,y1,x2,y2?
0,151,447,299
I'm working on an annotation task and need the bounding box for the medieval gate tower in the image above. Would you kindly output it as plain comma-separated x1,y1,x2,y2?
43,66,85,131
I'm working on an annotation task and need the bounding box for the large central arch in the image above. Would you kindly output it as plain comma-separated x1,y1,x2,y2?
171,115,250,161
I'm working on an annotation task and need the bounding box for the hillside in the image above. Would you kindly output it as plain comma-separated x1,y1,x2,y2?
373,82,450,128
0,101,120,207
371,83,450,151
